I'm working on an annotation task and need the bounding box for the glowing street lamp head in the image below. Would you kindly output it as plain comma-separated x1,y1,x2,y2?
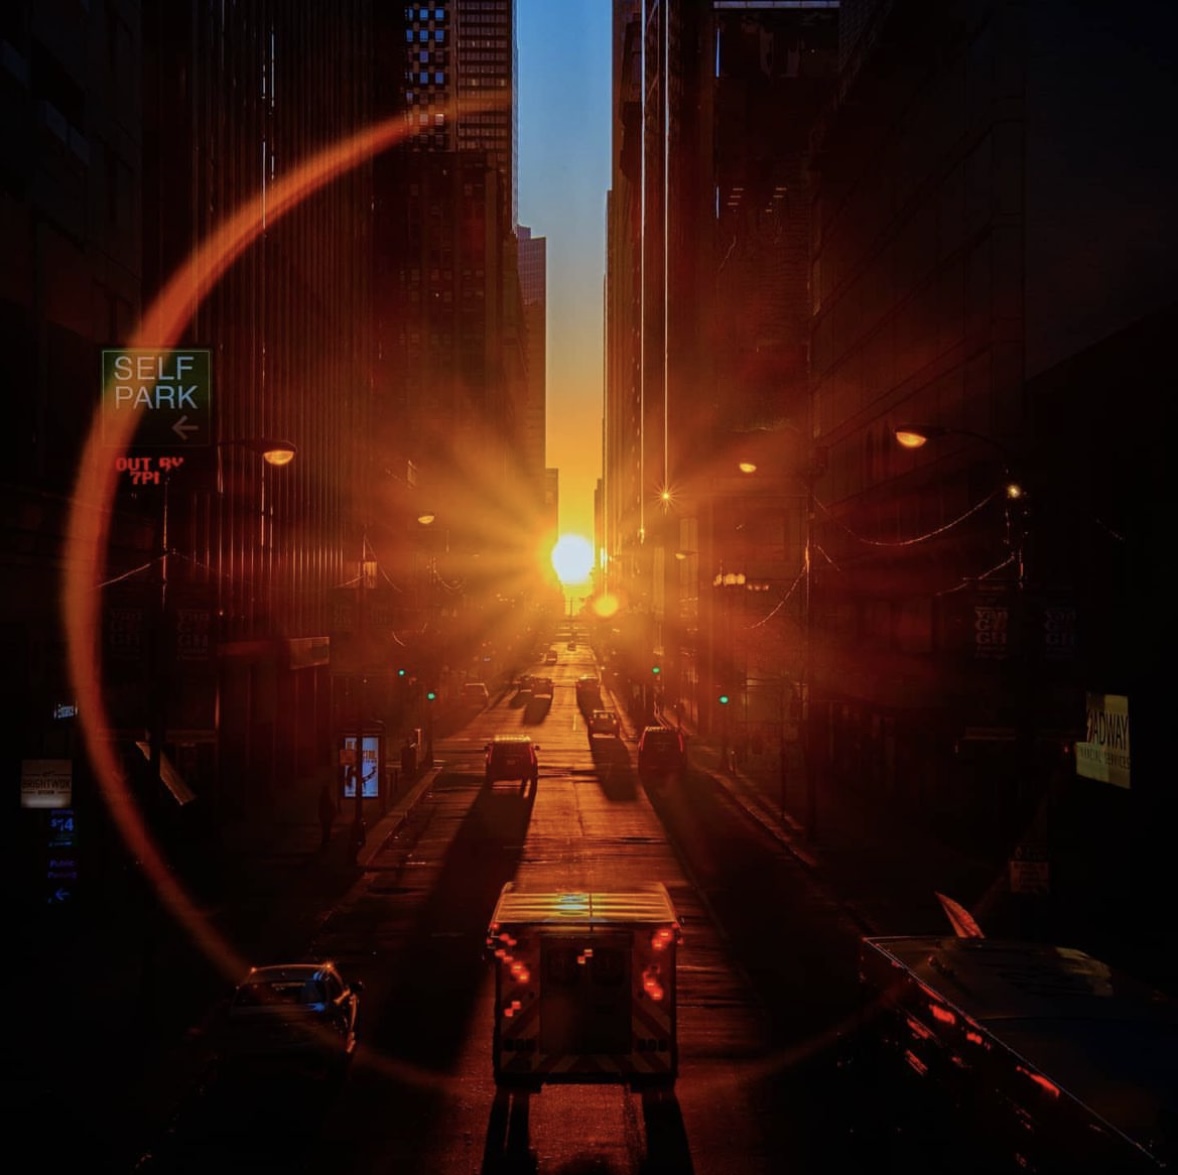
894,428,930,450
221,437,297,464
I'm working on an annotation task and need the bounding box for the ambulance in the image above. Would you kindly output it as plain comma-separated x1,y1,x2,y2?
846,897,1177,1172
485,882,683,1090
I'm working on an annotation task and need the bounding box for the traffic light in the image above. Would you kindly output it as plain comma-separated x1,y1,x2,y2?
426,689,437,702
396,667,407,678
651,664,661,676
718,692,730,706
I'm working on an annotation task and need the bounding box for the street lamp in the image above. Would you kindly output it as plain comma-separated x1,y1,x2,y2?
209,436,299,810
892,421,1037,860
731,443,823,840
892,423,1027,589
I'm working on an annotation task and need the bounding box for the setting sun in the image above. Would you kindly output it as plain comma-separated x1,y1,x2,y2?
550,534,594,585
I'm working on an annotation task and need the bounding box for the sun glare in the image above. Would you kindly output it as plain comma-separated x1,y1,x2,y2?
551,534,594,585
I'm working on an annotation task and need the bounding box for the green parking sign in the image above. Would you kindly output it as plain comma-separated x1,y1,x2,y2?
101,349,212,449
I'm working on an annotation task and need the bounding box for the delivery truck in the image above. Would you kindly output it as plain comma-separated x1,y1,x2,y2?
485,882,682,1090
847,908,1177,1172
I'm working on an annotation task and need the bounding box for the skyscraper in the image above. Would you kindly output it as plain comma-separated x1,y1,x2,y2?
400,1,518,229
516,225,547,510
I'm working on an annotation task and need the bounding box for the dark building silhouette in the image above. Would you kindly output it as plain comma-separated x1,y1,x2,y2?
605,0,838,732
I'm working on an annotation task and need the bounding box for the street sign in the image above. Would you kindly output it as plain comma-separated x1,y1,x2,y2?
21,758,72,809
1009,843,1050,894
101,348,212,449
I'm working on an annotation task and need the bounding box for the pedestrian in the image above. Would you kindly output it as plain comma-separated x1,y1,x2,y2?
318,780,337,852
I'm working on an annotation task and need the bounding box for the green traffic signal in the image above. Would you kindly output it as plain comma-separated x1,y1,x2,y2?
718,693,730,705
426,689,437,702
651,665,661,675
397,667,407,677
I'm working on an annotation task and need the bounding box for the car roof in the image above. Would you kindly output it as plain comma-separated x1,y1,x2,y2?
239,962,335,984
641,726,680,739
491,734,534,743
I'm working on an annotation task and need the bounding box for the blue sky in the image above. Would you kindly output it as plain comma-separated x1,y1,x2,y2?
517,0,612,540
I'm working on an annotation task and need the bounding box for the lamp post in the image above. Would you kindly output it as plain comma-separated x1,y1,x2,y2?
733,449,823,840
212,438,297,815
138,436,295,1030
350,539,377,861
893,423,1037,863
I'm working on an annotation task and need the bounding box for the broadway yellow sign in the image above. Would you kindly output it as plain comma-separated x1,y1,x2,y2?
1075,693,1130,789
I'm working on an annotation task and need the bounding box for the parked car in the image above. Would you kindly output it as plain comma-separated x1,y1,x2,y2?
587,709,620,739
219,961,363,1081
637,725,686,781
485,735,540,788
544,649,558,665
461,681,490,708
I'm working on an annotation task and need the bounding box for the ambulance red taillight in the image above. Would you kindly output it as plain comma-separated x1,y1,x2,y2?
651,926,676,951
642,964,666,1001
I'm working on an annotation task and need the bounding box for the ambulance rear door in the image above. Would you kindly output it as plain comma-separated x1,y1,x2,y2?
540,933,631,1057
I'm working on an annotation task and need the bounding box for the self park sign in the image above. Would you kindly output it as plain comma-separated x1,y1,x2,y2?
101,349,212,450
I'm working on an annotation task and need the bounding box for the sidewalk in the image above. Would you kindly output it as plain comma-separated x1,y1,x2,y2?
20,758,446,1173
635,703,1176,996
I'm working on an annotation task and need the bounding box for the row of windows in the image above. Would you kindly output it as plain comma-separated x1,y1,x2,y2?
405,73,447,87
407,29,447,42
406,7,447,21
410,48,448,64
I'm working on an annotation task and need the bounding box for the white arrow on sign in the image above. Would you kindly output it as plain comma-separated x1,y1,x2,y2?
173,415,199,441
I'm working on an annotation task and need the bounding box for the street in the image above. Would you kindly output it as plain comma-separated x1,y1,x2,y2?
116,645,891,1174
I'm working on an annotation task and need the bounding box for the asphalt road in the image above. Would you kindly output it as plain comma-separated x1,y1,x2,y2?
63,646,944,1172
